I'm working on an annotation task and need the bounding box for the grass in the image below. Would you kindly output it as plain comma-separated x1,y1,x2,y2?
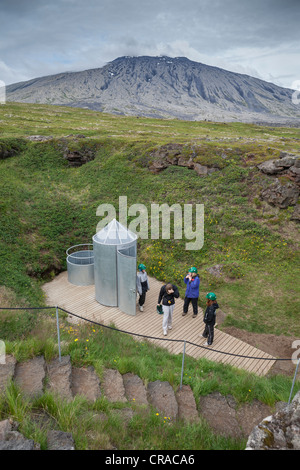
1,314,299,450
0,101,299,449
0,138,298,334
0,384,244,450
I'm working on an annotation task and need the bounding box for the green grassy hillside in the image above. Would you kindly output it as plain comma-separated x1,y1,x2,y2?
0,102,299,450
0,102,299,336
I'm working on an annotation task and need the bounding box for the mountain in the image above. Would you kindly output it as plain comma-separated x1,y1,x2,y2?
6,55,300,124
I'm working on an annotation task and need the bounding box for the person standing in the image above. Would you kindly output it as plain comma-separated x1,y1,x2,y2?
182,267,200,318
201,292,219,346
157,283,179,336
136,263,149,312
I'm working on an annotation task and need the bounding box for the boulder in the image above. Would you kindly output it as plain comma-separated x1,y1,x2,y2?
246,390,300,450
257,155,300,181
288,165,300,185
0,420,40,450
193,163,208,176
0,431,39,450
291,204,300,222
0,419,12,440
257,160,282,175
47,430,75,450
278,151,298,160
275,156,298,168
149,159,169,173
257,155,300,186
177,156,194,168
260,180,299,208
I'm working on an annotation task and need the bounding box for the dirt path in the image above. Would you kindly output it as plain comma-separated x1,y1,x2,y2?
222,327,300,378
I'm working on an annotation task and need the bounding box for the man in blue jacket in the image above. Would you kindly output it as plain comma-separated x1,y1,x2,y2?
182,267,200,318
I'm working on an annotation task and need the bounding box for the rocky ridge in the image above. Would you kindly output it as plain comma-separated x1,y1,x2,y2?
147,143,300,220
148,142,221,176
257,151,300,219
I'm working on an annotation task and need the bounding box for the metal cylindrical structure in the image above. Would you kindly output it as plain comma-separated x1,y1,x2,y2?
117,244,137,315
92,219,137,308
66,244,94,286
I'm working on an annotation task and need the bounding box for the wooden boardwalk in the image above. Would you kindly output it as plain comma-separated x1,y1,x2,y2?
43,271,276,376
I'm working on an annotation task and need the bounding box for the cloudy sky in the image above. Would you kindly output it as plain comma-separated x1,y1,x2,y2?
1,0,299,89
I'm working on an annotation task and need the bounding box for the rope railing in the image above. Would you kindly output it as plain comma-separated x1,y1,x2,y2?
58,306,289,361
0,305,299,402
0,305,294,361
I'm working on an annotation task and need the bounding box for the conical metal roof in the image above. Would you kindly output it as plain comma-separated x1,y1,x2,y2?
93,218,138,245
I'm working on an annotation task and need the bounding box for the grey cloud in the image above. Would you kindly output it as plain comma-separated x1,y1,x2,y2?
0,0,45,15
0,0,299,88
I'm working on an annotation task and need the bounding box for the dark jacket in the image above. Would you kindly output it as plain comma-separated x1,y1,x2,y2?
158,284,179,306
203,302,219,325
184,275,200,299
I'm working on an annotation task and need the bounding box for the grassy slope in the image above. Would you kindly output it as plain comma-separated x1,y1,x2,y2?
0,102,299,335
0,102,299,449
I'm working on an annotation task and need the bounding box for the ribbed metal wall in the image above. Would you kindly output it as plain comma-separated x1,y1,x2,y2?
92,219,137,312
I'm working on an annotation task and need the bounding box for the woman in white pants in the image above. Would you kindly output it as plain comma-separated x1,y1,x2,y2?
157,283,179,336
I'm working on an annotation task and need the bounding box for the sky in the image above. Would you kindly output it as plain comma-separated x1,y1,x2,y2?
1,0,300,90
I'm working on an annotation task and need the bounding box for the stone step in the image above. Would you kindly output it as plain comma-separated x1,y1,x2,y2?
147,380,179,420
46,355,73,400
1,356,289,447
176,384,199,423
14,356,46,398
0,355,16,392
102,368,127,403
71,366,101,402
0,355,200,423
123,372,148,406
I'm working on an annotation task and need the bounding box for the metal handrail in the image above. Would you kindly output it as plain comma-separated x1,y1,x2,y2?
66,244,94,259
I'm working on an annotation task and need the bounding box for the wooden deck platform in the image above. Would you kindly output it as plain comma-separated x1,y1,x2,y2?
42,272,276,376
